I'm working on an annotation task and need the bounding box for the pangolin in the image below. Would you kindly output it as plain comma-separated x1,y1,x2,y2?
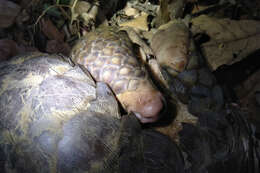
71,27,165,123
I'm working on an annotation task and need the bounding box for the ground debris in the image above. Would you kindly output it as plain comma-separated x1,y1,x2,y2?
191,15,260,70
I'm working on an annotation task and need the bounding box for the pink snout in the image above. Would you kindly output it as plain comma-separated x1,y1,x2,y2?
133,91,165,123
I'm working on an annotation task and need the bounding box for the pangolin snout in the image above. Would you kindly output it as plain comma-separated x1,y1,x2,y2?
133,91,165,123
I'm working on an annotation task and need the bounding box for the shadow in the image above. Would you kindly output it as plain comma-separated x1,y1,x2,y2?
142,98,177,128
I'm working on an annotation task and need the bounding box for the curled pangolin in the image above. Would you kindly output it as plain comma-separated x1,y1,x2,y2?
71,27,165,123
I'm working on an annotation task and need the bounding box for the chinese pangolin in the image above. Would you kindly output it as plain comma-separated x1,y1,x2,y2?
71,27,165,123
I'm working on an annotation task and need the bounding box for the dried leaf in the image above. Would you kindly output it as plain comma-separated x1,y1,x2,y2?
153,0,186,27
0,0,21,28
123,4,140,17
119,13,149,31
40,18,65,42
46,39,71,56
0,39,38,62
74,1,91,15
0,39,19,61
191,15,260,70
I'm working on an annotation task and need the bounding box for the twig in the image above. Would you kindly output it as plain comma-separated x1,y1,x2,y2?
71,0,78,10
58,6,71,20
70,0,79,24
191,3,230,17
34,4,71,26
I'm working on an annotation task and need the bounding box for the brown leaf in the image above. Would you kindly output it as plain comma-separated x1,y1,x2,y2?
0,39,20,61
119,13,149,31
46,40,71,56
0,0,21,28
0,39,38,62
191,15,260,70
40,18,65,42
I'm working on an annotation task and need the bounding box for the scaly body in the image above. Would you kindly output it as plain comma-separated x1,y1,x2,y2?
71,27,165,123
